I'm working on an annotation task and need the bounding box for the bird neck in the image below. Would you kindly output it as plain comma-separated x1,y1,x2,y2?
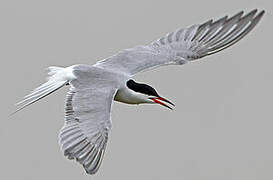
114,87,151,105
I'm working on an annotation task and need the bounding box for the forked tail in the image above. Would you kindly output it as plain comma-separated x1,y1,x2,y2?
12,66,75,115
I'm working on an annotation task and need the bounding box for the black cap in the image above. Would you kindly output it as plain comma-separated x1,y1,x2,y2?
126,79,159,97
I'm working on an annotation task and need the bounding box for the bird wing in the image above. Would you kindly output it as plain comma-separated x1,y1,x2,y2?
59,66,118,175
95,9,264,76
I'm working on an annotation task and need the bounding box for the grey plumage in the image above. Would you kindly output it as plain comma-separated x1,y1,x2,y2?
59,65,119,174
14,9,264,175
95,9,264,75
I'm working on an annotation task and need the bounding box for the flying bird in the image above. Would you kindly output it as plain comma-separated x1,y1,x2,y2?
14,9,264,175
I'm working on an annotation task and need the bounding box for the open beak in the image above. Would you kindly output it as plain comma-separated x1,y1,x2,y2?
149,96,175,110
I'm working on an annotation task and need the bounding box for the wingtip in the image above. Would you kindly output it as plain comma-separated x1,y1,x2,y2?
249,9,266,17
232,9,263,19
243,9,258,18
9,106,25,117
238,10,244,15
251,9,258,14
258,10,265,17
234,10,244,17
252,9,266,24
9,109,20,117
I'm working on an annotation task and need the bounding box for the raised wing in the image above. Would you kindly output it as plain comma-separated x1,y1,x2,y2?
59,66,117,175
95,9,264,76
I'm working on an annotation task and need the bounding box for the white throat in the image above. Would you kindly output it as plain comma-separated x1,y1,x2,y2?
114,87,152,104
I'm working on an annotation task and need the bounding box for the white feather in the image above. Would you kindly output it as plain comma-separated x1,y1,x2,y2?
13,66,76,114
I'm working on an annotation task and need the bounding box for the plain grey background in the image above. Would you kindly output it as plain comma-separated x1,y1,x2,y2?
1,0,272,179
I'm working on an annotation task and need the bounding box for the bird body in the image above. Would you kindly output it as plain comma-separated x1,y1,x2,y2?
14,9,265,175
71,65,156,105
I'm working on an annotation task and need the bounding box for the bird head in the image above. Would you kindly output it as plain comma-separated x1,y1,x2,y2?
126,80,175,110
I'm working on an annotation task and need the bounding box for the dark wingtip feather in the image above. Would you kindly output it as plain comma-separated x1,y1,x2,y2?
256,10,265,20
198,9,265,57
243,9,258,19
250,9,258,14
227,10,244,23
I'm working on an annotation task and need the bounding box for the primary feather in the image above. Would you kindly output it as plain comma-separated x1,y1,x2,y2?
14,9,265,175
95,9,264,75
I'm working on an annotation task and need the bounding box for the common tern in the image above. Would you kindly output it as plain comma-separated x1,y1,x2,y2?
14,9,265,175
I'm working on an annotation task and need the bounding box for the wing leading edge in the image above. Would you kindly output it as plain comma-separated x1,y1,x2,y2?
95,9,264,75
